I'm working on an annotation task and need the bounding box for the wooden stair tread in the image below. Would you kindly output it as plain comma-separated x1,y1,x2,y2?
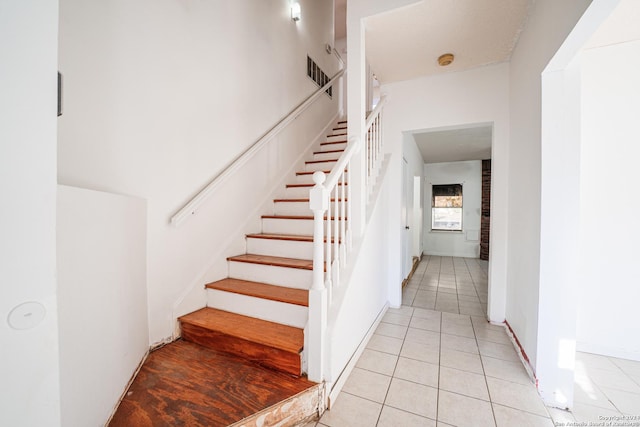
286,183,347,188
247,233,339,244
228,253,313,270
206,278,308,307
320,140,347,145
296,169,347,175
247,233,313,242
273,198,347,202
179,308,303,353
262,214,345,220
314,149,345,155
296,170,331,175
305,158,338,164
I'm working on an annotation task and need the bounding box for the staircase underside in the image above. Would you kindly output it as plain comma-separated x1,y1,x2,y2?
108,340,320,427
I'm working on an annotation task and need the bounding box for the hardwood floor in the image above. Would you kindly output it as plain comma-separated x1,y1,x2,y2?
108,340,317,427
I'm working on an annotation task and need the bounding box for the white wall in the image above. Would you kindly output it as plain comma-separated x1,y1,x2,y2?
335,37,348,116
507,0,591,372
57,186,148,426
381,63,510,319
576,39,640,361
328,159,393,382
424,161,482,258
0,2,61,425
58,0,339,344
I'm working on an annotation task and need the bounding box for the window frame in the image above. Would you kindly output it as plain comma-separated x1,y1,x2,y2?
431,183,463,232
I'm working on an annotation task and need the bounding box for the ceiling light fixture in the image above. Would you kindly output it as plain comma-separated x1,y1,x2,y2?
438,53,454,66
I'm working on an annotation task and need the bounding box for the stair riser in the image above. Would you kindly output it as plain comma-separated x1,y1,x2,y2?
295,171,348,184
325,134,347,142
285,185,346,198
320,142,347,151
262,217,314,235
274,201,312,216
284,186,312,199
228,261,312,289
305,160,338,172
313,151,344,162
274,200,347,216
206,289,307,329
294,174,321,185
181,322,301,376
246,237,313,260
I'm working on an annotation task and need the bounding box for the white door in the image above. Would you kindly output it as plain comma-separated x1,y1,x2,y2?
412,176,422,257
402,158,412,279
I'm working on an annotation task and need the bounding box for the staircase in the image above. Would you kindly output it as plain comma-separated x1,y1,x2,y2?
109,121,347,426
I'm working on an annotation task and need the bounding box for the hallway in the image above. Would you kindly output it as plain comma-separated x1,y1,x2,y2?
311,256,640,426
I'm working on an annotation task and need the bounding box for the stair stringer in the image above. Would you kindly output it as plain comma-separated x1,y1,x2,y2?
170,112,340,339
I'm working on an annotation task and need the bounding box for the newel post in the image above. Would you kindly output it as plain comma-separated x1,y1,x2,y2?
308,171,328,383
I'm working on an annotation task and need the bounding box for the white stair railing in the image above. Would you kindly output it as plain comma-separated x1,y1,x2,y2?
365,97,386,199
307,96,386,383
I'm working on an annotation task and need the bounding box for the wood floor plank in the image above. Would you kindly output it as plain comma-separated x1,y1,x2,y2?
108,340,316,427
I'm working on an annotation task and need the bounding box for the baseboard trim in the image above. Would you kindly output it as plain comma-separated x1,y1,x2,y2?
505,320,538,387
577,342,640,362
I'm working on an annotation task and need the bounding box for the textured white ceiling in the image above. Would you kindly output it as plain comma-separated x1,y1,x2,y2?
365,0,532,83
413,125,492,163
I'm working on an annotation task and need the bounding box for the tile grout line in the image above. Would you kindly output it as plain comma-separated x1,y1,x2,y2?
471,316,499,427
373,311,407,427
435,308,443,424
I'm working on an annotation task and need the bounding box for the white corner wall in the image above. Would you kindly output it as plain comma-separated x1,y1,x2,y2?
381,63,510,322
58,0,339,344
424,161,482,258
0,2,61,425
507,0,591,371
57,185,148,426
328,160,393,382
576,39,640,361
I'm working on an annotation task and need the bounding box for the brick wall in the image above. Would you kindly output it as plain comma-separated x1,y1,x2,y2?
480,159,491,260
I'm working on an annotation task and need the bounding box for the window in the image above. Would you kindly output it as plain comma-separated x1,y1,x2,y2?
432,184,463,231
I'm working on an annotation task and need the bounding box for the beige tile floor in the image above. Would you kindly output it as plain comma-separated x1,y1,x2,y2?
306,256,640,427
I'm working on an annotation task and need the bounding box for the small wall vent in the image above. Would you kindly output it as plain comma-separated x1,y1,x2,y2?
307,55,332,98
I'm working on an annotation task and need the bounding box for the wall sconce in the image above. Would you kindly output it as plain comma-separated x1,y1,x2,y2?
291,2,301,22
